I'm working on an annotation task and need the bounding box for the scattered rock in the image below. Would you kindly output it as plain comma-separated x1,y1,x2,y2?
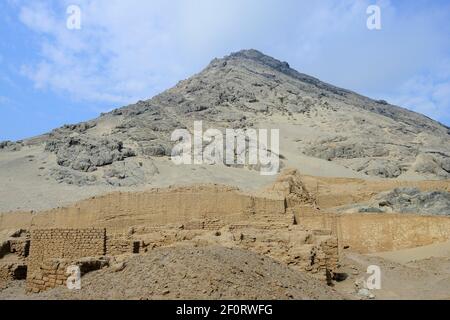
50,167,97,186
0,141,22,152
103,160,158,187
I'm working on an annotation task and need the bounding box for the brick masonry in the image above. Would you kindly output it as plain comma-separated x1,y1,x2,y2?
19,209,340,293
26,228,106,292
106,235,139,256
27,259,71,293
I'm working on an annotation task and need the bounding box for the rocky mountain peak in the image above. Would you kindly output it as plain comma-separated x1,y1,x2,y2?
3,49,448,185
225,49,291,71
205,49,351,100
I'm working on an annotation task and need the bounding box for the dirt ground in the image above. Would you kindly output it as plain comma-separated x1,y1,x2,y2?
0,245,344,300
335,248,450,300
2,243,448,300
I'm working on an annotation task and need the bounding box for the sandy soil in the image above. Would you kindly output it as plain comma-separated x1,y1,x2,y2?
334,245,450,300
372,240,450,264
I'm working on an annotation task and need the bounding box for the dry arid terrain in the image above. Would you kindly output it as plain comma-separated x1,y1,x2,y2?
0,50,449,300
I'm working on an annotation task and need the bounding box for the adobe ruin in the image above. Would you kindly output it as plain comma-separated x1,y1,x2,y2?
1,169,449,294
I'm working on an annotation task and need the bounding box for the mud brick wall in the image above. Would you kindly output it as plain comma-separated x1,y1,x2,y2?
228,225,339,282
0,186,286,233
0,264,12,289
319,236,339,272
202,220,227,230
27,257,110,293
314,236,339,283
27,259,70,293
0,263,27,289
229,213,295,231
295,210,450,253
0,238,30,259
106,236,138,255
8,239,30,258
27,229,106,280
183,219,227,231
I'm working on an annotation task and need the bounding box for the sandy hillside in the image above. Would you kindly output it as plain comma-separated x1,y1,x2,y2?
1,142,448,213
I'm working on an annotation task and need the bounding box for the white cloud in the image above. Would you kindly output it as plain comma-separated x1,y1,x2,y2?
387,73,450,125
0,96,17,111
18,0,193,106
19,2,58,33
15,0,382,106
14,1,368,102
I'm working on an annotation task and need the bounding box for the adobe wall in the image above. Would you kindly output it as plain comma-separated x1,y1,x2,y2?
0,263,27,289
0,231,29,289
27,260,70,293
295,210,450,253
2,182,449,257
0,264,14,289
26,257,110,293
27,229,106,281
228,223,339,283
106,235,139,256
0,186,286,233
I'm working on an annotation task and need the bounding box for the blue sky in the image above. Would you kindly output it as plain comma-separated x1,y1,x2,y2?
1,0,449,141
